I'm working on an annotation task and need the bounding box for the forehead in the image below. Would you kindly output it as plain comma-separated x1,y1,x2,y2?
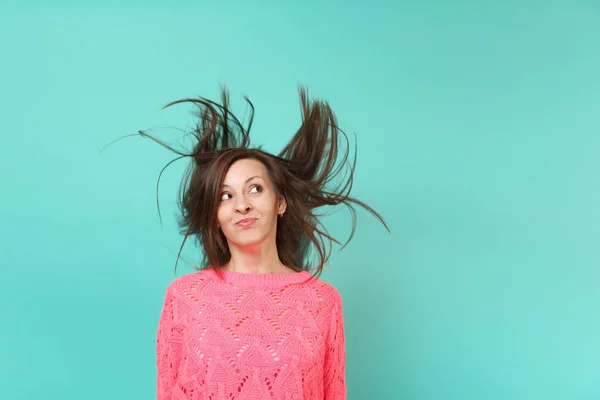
223,158,268,184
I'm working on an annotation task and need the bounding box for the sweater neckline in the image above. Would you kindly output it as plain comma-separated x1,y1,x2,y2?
208,268,314,287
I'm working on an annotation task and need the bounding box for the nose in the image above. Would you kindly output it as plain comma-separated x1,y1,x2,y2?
234,196,252,214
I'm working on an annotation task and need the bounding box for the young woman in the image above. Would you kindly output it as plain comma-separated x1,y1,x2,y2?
141,87,388,399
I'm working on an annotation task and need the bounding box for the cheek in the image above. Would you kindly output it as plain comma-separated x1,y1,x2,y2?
257,198,278,219
216,205,229,226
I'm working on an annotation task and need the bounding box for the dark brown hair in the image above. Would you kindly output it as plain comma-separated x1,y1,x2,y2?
112,86,389,281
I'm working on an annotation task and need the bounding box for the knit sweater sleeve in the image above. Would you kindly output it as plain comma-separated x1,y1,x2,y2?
156,285,184,400
323,291,347,399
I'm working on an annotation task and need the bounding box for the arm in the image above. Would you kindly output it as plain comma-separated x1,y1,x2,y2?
156,286,183,400
323,294,347,400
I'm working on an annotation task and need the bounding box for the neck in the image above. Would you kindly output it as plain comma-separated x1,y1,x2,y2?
225,239,288,274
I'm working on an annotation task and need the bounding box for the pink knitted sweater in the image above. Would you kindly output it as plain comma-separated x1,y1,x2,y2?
156,268,347,400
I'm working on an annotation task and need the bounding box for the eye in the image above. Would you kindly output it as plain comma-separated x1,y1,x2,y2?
220,192,232,201
249,185,262,194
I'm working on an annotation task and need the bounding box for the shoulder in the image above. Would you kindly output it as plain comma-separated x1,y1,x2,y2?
306,275,344,308
162,268,215,298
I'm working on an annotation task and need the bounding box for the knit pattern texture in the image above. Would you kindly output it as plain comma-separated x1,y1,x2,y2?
156,268,346,400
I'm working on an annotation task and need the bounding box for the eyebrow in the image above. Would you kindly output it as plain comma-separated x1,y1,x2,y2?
221,175,264,188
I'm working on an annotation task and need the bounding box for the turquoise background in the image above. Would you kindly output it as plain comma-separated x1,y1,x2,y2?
2,1,599,399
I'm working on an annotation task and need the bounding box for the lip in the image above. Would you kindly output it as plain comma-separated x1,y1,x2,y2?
235,218,257,227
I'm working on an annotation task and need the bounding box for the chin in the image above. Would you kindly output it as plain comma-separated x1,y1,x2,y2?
228,230,273,248
232,237,266,248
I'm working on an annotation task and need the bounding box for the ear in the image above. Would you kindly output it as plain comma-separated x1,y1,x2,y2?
277,195,287,216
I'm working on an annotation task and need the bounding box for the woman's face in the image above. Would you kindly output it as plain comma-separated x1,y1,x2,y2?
217,158,286,249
